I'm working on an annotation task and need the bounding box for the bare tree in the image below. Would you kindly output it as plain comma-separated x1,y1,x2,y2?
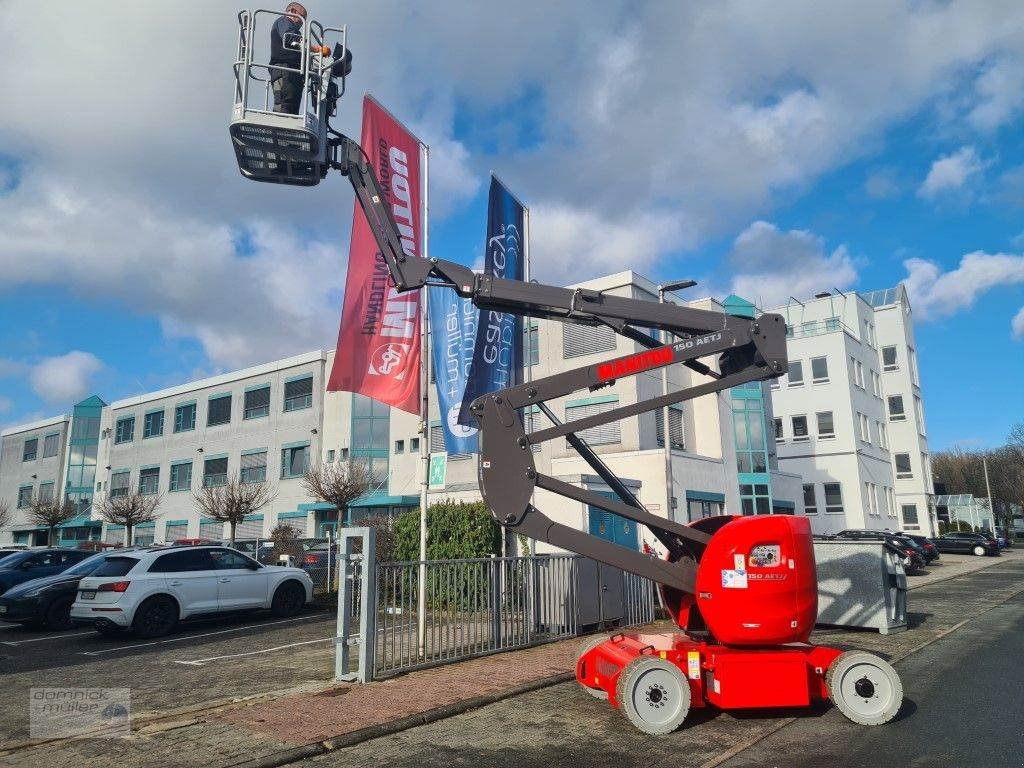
96,492,162,546
302,460,371,527
193,477,276,545
29,496,78,547
0,499,11,533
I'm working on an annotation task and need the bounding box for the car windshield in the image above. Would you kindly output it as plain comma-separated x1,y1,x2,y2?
62,551,112,577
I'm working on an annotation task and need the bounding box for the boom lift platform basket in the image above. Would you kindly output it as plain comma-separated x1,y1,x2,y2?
228,9,904,733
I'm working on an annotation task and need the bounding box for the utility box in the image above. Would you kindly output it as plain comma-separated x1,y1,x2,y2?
576,558,626,628
812,541,907,635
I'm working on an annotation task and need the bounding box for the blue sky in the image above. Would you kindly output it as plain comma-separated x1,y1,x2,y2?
0,1,1022,451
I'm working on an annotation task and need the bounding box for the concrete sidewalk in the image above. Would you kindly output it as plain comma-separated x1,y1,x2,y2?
2,550,1020,768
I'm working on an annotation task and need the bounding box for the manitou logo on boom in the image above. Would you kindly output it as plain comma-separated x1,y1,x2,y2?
597,347,673,381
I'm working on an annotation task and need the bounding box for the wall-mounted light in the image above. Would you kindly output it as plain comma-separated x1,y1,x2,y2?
197,447,204,453
311,428,318,434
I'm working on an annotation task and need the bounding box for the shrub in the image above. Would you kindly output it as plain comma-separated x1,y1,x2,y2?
394,500,501,562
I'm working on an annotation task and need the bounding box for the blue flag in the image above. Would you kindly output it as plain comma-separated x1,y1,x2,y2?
459,177,525,425
428,289,479,454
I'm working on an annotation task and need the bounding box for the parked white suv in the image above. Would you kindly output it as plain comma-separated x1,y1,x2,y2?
70,546,314,638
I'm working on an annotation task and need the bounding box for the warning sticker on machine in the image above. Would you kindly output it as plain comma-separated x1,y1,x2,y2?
686,651,700,680
721,568,748,589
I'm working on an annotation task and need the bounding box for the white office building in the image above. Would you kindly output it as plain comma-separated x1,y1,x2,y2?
767,285,935,536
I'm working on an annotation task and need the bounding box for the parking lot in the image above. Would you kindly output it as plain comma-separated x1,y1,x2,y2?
0,606,338,743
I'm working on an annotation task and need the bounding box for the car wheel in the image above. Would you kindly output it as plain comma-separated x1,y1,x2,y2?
826,651,903,726
972,545,986,557
270,581,305,618
132,596,179,639
43,595,75,630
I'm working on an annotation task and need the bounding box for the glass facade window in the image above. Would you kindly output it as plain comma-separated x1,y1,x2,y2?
733,398,768,472
110,471,130,498
17,486,33,508
66,398,103,515
791,415,808,441
351,394,389,496
739,484,771,515
284,376,314,412
23,438,37,461
174,403,196,432
894,452,912,478
823,482,844,514
241,451,268,484
882,346,897,371
115,417,135,444
281,445,309,479
902,504,919,527
803,484,817,514
169,462,192,492
810,356,829,383
203,457,228,487
207,395,232,426
143,410,165,439
139,467,159,495
686,499,724,521
816,411,834,438
244,386,271,419
787,360,803,386
42,433,60,458
888,395,905,421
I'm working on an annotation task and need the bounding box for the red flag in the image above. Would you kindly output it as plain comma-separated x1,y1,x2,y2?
328,96,424,414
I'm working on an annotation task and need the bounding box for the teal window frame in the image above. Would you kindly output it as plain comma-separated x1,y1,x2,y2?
22,438,37,462
174,402,196,433
240,449,268,484
207,394,232,427
169,461,193,492
284,375,314,412
138,466,160,495
109,470,130,498
17,485,33,508
38,481,55,503
244,385,271,420
203,456,229,488
281,443,310,479
115,416,135,444
143,410,165,439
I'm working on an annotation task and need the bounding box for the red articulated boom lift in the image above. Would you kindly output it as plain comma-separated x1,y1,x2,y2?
229,11,904,734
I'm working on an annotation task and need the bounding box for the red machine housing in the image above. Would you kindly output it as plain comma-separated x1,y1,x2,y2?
576,515,843,711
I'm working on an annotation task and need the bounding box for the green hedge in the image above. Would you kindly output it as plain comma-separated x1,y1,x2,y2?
394,500,500,562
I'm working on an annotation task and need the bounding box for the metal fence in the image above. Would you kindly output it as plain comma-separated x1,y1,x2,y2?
234,535,336,595
372,554,656,679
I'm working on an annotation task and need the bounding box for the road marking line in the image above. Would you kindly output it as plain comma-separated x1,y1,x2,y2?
1,631,97,646
173,636,332,665
79,614,323,656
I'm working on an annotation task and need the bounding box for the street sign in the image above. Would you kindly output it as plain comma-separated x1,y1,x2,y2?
428,453,447,489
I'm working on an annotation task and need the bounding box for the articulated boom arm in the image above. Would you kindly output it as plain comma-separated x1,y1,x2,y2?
333,134,788,595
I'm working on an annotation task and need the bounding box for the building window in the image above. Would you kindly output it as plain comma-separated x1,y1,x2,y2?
284,376,314,412
739,483,771,516
203,457,228,487
887,488,896,516
281,445,310,479
865,482,879,515
42,433,60,458
914,396,925,434
115,416,135,444
394,439,405,454
525,322,540,367
22,438,38,462
878,422,887,449
773,417,784,442
169,462,192,492
816,411,835,439
769,377,780,390
894,452,912,479
888,395,905,421
326,449,336,463
174,403,196,433
656,406,685,450
823,482,844,514
810,356,829,383
858,413,870,443
803,483,817,515
409,438,419,453
787,360,804,386
882,346,897,371
563,323,616,359
791,415,809,441
110,471,130,498
856,361,865,389
35,482,53,503
908,347,919,385
240,451,268,484
244,386,271,420
871,371,881,397
565,399,621,446
902,504,919,528
17,486,33,508
143,410,165,439
139,467,160,495
207,394,232,426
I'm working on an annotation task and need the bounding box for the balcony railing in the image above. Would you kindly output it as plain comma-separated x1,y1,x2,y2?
785,317,850,339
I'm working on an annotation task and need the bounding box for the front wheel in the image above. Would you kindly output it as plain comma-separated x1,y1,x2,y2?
132,596,179,639
270,581,306,618
616,656,691,735
826,651,903,725
43,596,75,630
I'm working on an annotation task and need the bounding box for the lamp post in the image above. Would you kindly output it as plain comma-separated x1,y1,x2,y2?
658,279,697,523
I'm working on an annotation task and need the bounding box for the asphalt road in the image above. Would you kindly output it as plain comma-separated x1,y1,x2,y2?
0,607,339,743
302,568,1024,768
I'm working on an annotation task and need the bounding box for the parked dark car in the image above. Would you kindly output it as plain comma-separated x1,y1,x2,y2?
0,549,93,597
0,549,27,565
0,550,136,629
833,529,927,572
898,533,940,564
300,541,336,588
933,532,1000,557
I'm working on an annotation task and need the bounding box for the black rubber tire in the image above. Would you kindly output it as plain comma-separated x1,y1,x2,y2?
42,595,75,631
131,596,179,639
270,580,306,618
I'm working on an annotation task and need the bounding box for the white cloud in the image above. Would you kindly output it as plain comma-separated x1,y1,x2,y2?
0,395,11,414
0,358,28,378
1012,306,1024,340
968,58,1024,132
725,221,858,309
864,168,903,200
29,351,103,404
902,252,1024,320
918,146,985,199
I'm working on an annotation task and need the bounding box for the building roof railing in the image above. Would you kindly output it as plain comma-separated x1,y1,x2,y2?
785,316,855,340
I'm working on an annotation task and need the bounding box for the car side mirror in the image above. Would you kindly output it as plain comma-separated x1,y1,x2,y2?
246,561,260,570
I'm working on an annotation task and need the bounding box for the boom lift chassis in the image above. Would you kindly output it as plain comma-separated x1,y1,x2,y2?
229,15,904,733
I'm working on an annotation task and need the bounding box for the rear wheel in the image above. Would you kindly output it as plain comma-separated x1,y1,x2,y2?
973,545,986,557
616,656,690,735
577,635,611,700
270,581,305,618
42,595,75,630
826,651,902,725
132,596,178,639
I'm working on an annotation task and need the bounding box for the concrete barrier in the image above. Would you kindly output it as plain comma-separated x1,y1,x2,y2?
813,541,907,634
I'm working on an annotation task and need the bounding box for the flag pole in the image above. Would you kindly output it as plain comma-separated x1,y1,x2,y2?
417,142,430,657
523,201,536,557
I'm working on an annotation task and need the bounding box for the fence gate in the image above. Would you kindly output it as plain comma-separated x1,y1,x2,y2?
334,526,375,683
